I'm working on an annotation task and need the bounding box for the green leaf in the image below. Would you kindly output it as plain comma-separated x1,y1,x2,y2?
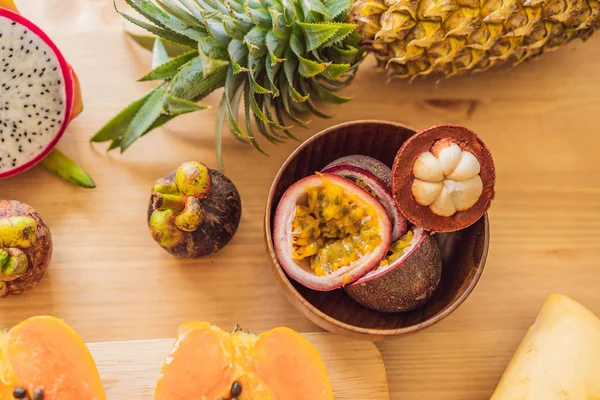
321,23,356,47
228,39,249,74
169,59,229,102
203,18,231,45
270,8,291,39
198,36,229,60
297,55,329,77
156,0,204,27
216,95,228,171
121,86,167,151
224,69,249,140
311,79,352,103
284,53,309,102
249,90,274,124
248,57,271,94
152,38,170,68
91,87,162,142
126,32,194,56
300,0,332,19
266,30,287,65
280,79,310,125
164,95,207,115
322,62,350,80
290,29,305,56
273,100,300,140
244,0,272,26
297,22,340,52
324,0,351,19
299,79,332,118
244,26,268,58
222,16,250,41
243,83,268,153
41,149,96,189
108,139,122,151
264,58,281,96
139,51,199,82
327,45,359,64
190,64,229,101
119,10,198,48
179,0,205,20
125,0,204,41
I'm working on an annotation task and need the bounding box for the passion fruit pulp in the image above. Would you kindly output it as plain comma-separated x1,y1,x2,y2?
273,173,392,291
322,155,407,241
345,227,442,313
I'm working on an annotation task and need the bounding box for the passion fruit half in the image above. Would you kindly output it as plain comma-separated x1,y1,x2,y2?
345,227,442,312
392,124,495,232
273,173,392,291
322,155,408,241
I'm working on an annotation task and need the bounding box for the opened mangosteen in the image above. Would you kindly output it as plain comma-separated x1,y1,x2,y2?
392,124,495,232
322,155,408,241
345,227,442,312
0,200,52,297
148,161,242,258
272,173,392,291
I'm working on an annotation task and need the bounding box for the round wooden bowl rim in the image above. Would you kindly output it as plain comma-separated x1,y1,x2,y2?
264,120,490,338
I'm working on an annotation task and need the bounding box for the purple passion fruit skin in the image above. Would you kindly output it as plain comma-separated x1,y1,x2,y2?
272,173,392,291
0,200,52,297
345,227,442,313
322,155,407,242
148,162,242,258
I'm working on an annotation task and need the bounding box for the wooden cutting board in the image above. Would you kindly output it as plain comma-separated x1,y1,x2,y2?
88,332,389,400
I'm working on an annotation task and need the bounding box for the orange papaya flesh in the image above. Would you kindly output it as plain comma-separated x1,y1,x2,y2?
154,323,333,400
0,0,18,13
0,316,105,400
252,327,334,400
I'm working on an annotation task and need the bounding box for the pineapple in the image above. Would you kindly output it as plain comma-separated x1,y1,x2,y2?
93,0,599,166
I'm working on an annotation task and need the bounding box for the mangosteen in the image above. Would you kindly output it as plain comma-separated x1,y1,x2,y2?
322,155,408,241
273,173,392,291
392,124,495,232
345,227,442,312
0,200,52,297
147,161,242,258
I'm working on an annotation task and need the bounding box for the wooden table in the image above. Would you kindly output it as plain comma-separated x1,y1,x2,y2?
2,1,600,399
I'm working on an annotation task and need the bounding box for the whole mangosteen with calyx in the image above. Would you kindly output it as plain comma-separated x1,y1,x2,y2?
0,200,52,297
148,161,242,258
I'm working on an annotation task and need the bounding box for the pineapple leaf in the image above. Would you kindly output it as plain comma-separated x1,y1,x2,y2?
243,83,269,153
264,59,281,96
198,36,229,60
91,86,163,142
225,70,250,140
297,55,330,77
269,8,291,39
284,53,309,102
139,51,199,82
299,79,331,118
222,16,251,41
248,57,272,94
152,38,171,68
249,90,275,124
179,0,204,20
266,30,287,64
228,39,250,74
121,86,167,151
125,0,205,41
170,60,228,101
164,95,207,115
274,100,300,139
118,9,198,48
108,139,122,151
203,18,231,45
155,0,203,27
126,32,194,56
244,0,272,26
244,26,269,57
311,79,352,103
215,95,228,171
280,79,310,125
300,0,332,19
297,22,341,52
322,62,350,80
324,0,352,19
321,23,355,47
289,27,306,55
326,45,359,64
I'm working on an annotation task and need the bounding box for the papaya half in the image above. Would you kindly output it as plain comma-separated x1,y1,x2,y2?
154,323,334,400
0,316,106,400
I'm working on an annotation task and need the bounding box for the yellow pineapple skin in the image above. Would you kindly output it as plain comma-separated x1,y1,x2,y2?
351,0,600,78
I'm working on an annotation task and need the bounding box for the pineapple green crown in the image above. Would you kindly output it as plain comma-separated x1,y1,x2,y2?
92,0,365,168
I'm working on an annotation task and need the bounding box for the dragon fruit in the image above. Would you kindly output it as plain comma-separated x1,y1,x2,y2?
0,0,92,187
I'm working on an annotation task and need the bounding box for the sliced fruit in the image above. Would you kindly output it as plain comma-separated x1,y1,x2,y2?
0,316,106,400
491,295,600,400
345,227,442,312
392,124,495,232
0,4,92,188
0,200,52,297
273,173,392,291
154,323,333,400
322,155,408,241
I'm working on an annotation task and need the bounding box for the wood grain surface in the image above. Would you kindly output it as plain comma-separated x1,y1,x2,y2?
1,1,600,399
88,333,389,399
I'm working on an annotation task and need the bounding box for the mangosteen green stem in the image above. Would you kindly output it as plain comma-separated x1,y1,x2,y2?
175,161,212,200
151,193,187,212
152,178,179,195
149,209,185,249
174,197,205,232
0,216,37,248
0,248,28,281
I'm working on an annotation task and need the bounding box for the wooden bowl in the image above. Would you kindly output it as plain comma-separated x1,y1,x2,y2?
264,120,490,341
